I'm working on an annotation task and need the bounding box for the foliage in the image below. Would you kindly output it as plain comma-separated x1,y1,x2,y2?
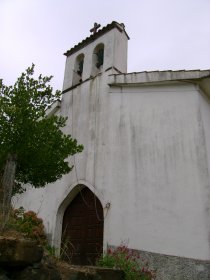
1,207,47,245
97,244,156,280
0,64,83,194
45,244,57,256
45,237,75,262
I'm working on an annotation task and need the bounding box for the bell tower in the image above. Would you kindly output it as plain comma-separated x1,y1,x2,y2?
62,21,129,91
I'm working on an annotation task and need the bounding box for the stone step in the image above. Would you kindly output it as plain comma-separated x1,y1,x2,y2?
58,264,125,280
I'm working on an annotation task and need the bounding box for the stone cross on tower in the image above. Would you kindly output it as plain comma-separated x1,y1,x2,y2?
90,22,101,34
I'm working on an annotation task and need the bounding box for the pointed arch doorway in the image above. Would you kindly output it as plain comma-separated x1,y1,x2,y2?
61,186,104,265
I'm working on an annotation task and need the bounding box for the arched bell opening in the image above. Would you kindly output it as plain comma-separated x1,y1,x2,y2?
91,43,104,76
72,53,84,86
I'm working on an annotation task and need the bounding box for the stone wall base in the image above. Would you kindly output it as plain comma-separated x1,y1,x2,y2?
132,248,210,280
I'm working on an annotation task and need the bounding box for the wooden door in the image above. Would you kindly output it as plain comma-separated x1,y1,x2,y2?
62,187,104,265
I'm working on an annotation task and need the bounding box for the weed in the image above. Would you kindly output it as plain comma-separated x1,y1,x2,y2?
96,244,156,280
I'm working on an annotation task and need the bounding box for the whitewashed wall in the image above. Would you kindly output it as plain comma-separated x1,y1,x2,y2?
13,24,210,262
15,73,210,261
105,82,210,260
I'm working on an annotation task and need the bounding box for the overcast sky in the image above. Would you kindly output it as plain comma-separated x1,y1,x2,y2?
1,0,210,90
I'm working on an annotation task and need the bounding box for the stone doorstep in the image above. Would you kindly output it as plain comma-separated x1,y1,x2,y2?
58,264,125,280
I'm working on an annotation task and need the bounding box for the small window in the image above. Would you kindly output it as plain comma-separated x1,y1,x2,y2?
72,53,84,85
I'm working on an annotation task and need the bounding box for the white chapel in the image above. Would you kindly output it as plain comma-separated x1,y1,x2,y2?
15,21,210,279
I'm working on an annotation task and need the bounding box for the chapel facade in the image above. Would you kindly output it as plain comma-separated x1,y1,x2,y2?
15,21,210,279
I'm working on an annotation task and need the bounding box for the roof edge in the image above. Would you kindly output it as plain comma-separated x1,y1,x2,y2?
64,21,129,57
45,100,61,117
108,69,210,97
109,69,210,85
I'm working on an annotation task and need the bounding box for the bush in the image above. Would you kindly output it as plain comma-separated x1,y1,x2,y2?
2,207,47,245
96,244,156,280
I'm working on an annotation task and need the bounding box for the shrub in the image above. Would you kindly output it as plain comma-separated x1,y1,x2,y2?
96,244,156,280
3,207,47,245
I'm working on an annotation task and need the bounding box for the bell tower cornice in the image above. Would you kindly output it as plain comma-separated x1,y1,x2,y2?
64,21,129,57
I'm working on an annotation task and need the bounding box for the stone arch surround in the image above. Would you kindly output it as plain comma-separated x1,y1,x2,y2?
53,180,104,255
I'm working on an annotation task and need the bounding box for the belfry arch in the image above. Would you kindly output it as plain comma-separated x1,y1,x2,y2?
72,53,84,86
91,43,104,76
58,184,104,265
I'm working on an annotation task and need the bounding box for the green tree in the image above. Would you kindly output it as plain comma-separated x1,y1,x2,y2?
0,64,83,224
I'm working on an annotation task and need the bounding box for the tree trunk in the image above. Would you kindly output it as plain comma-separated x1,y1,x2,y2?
0,154,17,230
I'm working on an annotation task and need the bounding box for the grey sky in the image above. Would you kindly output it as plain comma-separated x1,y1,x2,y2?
1,0,210,90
